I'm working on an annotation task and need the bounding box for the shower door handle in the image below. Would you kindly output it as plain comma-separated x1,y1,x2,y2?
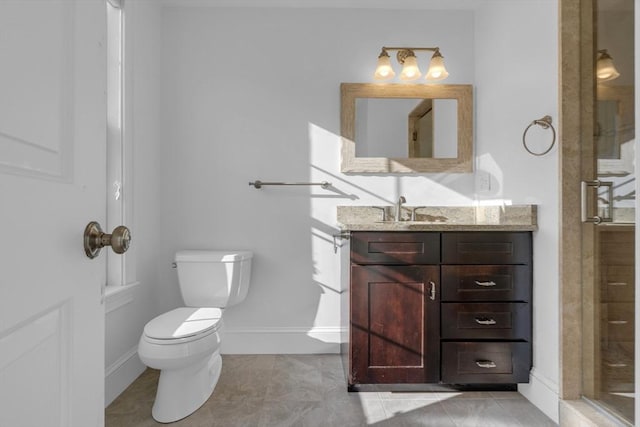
581,180,613,224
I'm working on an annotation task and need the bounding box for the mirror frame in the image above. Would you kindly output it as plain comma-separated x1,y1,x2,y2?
340,83,473,173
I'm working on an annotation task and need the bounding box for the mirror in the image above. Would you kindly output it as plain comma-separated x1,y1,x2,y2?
341,83,473,173
596,85,635,174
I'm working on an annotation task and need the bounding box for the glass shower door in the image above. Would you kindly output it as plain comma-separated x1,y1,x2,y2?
590,1,636,422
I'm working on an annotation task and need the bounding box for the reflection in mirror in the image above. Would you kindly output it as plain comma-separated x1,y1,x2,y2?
354,98,458,159
341,83,473,173
596,85,634,166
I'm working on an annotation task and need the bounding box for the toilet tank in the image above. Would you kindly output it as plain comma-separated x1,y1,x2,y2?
174,250,253,308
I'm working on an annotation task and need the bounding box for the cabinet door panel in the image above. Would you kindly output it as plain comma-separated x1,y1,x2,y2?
350,265,439,385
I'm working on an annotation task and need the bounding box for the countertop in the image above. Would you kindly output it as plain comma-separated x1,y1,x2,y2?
337,205,538,232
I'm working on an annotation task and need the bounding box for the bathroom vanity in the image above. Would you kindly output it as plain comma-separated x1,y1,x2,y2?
338,205,536,389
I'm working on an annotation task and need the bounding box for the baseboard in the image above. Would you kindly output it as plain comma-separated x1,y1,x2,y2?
221,326,345,354
105,346,146,407
518,367,559,423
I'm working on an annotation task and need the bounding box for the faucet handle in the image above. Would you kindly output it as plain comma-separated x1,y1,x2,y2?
372,206,387,221
410,206,427,221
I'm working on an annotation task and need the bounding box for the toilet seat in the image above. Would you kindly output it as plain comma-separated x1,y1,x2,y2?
143,307,222,345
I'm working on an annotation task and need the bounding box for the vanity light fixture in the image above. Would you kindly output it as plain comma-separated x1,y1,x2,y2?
596,49,620,82
374,47,449,82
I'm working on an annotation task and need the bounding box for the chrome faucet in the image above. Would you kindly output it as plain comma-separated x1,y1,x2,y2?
395,196,406,221
411,206,426,221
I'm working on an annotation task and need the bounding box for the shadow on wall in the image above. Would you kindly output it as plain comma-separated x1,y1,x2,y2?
220,259,341,354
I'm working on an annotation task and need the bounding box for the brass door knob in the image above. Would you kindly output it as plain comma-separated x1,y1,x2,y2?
84,221,131,259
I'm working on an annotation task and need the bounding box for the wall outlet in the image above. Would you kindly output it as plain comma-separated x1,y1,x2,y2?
477,171,491,192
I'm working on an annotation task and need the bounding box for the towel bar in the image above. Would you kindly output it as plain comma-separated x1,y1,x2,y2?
249,180,331,189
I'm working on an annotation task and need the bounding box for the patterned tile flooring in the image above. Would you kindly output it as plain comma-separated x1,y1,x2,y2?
105,354,557,426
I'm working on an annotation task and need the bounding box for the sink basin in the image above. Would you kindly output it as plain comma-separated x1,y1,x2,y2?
376,217,448,224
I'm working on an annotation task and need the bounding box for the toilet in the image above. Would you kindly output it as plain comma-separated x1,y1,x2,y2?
138,250,253,423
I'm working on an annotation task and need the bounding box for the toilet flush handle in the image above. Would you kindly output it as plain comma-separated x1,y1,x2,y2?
83,221,131,259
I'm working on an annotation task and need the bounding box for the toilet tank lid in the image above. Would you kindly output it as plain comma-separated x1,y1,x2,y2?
175,250,253,263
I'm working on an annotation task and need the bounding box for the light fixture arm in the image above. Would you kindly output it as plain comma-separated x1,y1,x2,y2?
382,46,441,64
382,46,440,53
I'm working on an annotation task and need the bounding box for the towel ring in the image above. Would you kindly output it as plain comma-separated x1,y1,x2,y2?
522,115,556,156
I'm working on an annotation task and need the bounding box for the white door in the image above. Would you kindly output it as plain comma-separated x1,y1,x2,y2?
0,1,107,426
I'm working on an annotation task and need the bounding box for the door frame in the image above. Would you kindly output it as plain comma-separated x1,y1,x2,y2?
559,0,593,403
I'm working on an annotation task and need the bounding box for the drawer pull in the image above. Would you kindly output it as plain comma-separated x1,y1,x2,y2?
475,360,497,369
474,317,497,325
429,281,436,301
608,320,628,325
608,282,627,287
606,362,628,368
474,280,497,287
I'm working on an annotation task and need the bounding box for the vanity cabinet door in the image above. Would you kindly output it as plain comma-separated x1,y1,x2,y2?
350,265,440,385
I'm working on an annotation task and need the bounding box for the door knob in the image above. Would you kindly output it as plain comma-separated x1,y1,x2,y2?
84,221,131,259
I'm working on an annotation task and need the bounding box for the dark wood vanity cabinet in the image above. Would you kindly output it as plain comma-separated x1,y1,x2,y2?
349,231,532,387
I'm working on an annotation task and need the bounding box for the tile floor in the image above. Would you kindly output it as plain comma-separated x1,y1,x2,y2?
105,354,557,426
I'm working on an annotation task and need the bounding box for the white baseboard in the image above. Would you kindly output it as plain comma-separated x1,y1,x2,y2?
221,326,345,354
518,368,559,424
105,346,146,407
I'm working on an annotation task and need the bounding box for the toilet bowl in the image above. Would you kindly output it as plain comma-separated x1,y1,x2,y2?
138,250,252,423
138,307,223,423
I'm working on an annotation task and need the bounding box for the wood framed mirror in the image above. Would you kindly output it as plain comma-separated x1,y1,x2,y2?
340,83,473,173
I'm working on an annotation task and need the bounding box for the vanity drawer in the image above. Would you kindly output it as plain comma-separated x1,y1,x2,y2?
441,342,530,384
442,232,531,265
441,265,531,302
351,232,440,265
602,343,635,392
604,302,635,342
441,303,530,340
601,266,635,302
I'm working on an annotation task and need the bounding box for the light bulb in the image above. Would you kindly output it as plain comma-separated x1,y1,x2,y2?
400,54,421,81
426,51,449,81
596,50,620,82
374,51,395,80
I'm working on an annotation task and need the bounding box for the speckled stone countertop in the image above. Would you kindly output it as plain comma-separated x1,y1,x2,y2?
337,205,538,231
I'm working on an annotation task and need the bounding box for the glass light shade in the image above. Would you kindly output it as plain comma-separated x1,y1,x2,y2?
425,53,449,81
374,54,395,80
399,55,421,81
596,54,620,82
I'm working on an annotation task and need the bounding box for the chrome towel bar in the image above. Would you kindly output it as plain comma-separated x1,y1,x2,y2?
249,180,331,189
